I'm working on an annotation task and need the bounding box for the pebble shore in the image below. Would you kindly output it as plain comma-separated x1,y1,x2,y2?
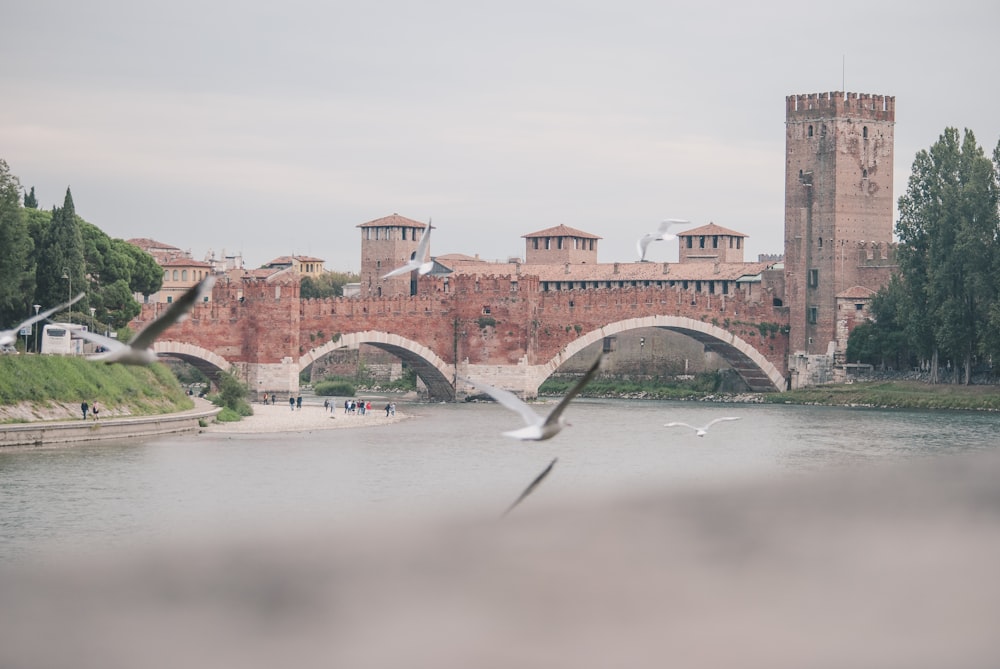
203,400,406,434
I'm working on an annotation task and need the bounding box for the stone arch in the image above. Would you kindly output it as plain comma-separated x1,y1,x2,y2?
541,316,785,392
153,341,232,382
301,331,455,401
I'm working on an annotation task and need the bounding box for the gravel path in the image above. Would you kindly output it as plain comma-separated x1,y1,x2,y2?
204,400,406,434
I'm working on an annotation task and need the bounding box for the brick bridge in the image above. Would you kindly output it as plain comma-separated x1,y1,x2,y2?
139,273,790,400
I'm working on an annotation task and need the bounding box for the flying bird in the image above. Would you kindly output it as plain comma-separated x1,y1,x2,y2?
0,292,85,348
664,416,741,437
637,218,688,262
502,458,557,518
71,275,215,365
382,221,434,279
461,353,602,441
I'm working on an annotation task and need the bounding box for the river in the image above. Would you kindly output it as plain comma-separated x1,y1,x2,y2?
1,398,997,563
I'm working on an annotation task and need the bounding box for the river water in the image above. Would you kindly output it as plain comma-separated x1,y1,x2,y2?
1,398,998,562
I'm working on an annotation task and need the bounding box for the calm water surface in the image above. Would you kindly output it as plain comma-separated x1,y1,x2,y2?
1,398,998,562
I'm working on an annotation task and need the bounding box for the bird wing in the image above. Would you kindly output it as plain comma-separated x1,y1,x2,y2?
130,276,215,350
461,376,542,427
413,220,432,263
541,353,602,429
705,417,741,429
637,235,652,261
71,327,127,352
381,262,417,279
502,458,557,518
664,422,697,431
660,218,689,233
2,293,86,343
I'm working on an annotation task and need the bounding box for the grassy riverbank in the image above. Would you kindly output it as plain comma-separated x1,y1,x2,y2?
764,380,1000,411
0,356,193,423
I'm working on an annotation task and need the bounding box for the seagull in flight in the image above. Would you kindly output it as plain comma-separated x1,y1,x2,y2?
0,292,85,348
71,276,215,365
664,416,741,437
502,458,557,518
382,221,434,279
637,219,688,262
461,353,603,441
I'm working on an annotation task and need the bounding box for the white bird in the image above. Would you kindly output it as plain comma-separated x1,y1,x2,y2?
664,416,741,437
637,218,688,262
0,292,85,348
502,458,557,518
71,276,215,365
461,353,602,441
382,221,434,279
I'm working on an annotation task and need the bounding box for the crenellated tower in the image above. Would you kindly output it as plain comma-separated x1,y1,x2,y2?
784,91,895,357
357,213,430,298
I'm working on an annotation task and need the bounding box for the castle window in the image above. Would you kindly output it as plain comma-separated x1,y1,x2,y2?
856,303,864,311
722,282,729,295
545,238,551,250
862,169,868,179
172,270,179,281
736,238,741,249
712,236,718,249
818,237,823,248
863,126,869,139
402,228,407,241
686,237,693,249
533,238,539,250
808,125,814,137
809,269,819,287
557,237,563,250
699,236,705,249
808,306,818,324
482,306,491,315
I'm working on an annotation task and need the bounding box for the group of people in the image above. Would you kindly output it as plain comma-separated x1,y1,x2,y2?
80,401,100,420
343,399,373,415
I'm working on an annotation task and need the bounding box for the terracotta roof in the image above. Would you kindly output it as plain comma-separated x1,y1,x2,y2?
522,224,602,240
356,213,428,229
126,238,182,252
676,222,747,238
267,255,325,265
445,260,775,283
837,285,876,299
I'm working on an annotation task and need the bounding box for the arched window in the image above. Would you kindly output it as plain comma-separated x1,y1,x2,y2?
863,126,869,139
181,270,188,281
172,270,179,281
862,168,868,179
808,125,814,137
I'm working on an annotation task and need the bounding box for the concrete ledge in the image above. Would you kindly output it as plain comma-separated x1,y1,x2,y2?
0,405,222,448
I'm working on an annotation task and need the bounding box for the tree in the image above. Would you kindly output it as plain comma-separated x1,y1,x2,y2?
895,128,1000,383
0,160,36,327
300,271,359,299
22,186,37,209
35,188,86,318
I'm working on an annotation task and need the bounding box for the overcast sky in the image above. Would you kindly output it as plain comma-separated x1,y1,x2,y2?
3,1,998,271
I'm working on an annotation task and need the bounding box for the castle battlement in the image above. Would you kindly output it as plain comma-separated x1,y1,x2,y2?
786,91,895,122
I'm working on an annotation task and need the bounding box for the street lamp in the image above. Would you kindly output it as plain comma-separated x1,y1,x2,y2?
639,337,645,377
61,268,71,324
32,304,40,353
89,307,96,335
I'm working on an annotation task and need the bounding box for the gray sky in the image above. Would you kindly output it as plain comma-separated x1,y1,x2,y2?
3,0,998,271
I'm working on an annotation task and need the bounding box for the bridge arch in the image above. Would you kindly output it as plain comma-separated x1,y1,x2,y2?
301,331,455,401
153,341,232,382
542,316,785,392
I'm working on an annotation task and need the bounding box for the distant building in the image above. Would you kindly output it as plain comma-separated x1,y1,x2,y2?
127,238,214,304
264,255,326,278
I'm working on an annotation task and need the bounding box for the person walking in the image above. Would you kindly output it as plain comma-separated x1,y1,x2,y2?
296,395,302,410
289,396,295,411
81,401,89,420
91,401,99,420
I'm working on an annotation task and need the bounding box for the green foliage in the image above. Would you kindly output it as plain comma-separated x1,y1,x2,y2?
212,368,253,416
0,160,36,326
538,371,722,399
767,381,1000,411
22,186,37,209
214,407,243,422
891,128,1000,383
0,356,192,414
314,379,356,396
300,271,360,299
477,316,496,329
